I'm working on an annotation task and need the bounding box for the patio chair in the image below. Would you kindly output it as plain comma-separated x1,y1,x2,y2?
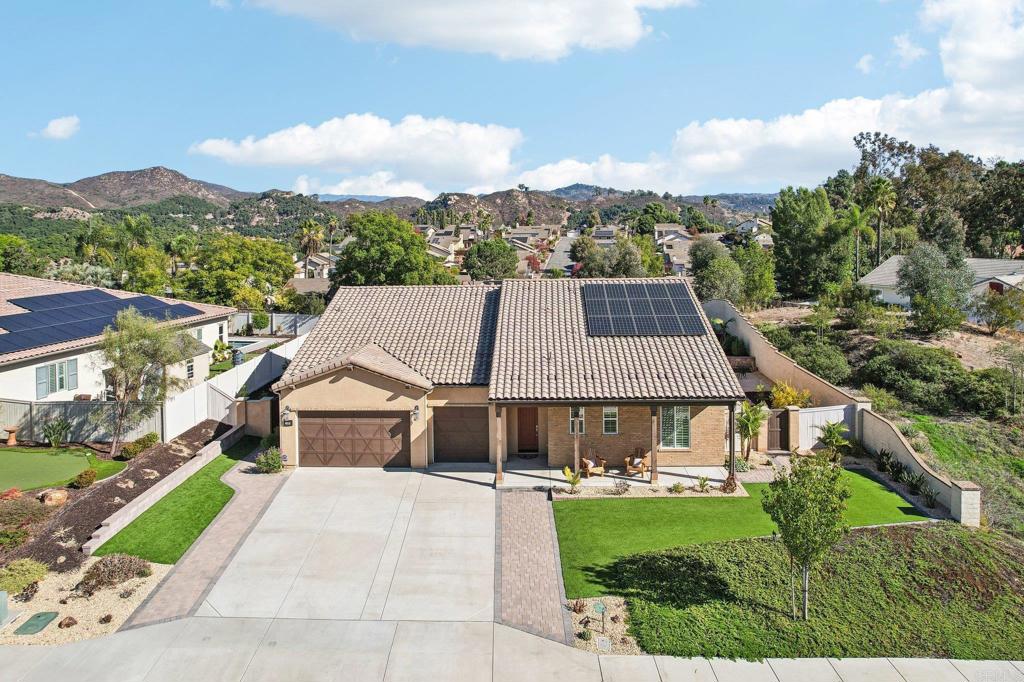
580,450,607,478
624,448,650,477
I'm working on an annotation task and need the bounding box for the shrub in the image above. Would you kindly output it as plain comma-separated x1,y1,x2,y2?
906,472,926,495
578,629,593,642
966,368,1011,418
758,323,795,352
0,528,29,548
696,476,711,493
42,417,72,448
118,432,159,460
858,340,968,415
0,558,48,594
72,468,97,489
875,449,895,474
251,311,270,331
669,482,686,494
921,486,939,508
899,422,919,439
259,429,279,450
569,598,587,614
0,497,50,528
255,447,283,474
562,465,582,494
80,554,151,593
787,340,852,385
861,384,901,417
770,381,813,409
609,479,630,496
0,488,22,501
733,458,749,473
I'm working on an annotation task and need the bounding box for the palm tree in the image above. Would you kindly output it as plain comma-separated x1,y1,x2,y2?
294,219,325,278
842,204,875,280
75,218,116,267
736,401,767,463
325,216,340,255
167,233,197,276
866,177,896,266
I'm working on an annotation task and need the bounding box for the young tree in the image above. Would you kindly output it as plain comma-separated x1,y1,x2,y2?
99,309,188,457
569,235,599,264
736,402,767,463
970,288,1024,335
897,242,972,335
605,239,646,277
733,241,776,310
761,452,850,620
694,255,742,302
464,238,518,280
688,236,729,279
332,211,457,286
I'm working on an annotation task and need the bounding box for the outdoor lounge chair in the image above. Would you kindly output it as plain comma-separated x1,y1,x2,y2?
624,448,650,476
580,450,607,478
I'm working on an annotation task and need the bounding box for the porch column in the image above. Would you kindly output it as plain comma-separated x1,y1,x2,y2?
650,405,659,484
724,402,737,493
573,405,580,474
495,406,504,484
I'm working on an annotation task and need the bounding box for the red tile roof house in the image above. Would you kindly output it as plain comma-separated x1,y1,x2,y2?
0,273,234,403
272,278,745,483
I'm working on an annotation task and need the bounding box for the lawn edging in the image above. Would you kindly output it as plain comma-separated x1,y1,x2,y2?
82,424,245,555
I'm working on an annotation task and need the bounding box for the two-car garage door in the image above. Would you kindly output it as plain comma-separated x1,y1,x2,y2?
298,411,410,467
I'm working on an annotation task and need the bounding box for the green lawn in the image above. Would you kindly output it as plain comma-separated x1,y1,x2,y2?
0,447,126,491
93,436,260,564
554,468,928,597
618,523,1024,659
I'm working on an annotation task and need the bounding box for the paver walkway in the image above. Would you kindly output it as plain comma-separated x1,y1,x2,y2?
125,451,289,628
1,617,1021,681
499,490,570,643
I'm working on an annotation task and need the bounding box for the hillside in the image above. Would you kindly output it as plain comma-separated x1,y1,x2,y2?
0,167,247,210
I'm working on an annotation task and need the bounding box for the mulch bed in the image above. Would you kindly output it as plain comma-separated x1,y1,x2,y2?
1,420,230,573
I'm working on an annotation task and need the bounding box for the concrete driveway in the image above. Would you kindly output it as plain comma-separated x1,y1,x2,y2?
201,468,495,622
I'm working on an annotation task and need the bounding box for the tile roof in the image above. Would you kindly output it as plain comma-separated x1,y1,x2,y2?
275,343,433,391
859,255,1024,288
0,273,234,367
281,284,501,386
488,279,744,402
286,277,330,295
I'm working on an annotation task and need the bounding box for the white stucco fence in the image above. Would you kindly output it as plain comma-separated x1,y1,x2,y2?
798,404,857,450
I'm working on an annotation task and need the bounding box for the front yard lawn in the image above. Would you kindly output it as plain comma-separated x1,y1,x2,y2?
0,447,126,491
93,436,259,564
617,523,1024,659
554,468,928,597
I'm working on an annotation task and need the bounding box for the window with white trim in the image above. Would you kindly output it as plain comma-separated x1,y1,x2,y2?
217,323,225,342
660,405,691,449
569,406,585,435
186,359,195,380
194,327,203,342
602,407,618,435
35,359,78,399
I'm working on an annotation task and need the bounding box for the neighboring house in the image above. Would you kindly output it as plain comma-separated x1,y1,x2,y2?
592,225,624,248
425,230,466,269
272,279,744,473
294,252,338,279
504,227,556,276
735,217,771,235
656,228,692,275
286,277,330,296
858,255,1024,307
0,273,233,402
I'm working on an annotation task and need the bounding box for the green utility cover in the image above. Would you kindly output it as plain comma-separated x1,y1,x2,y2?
14,611,57,635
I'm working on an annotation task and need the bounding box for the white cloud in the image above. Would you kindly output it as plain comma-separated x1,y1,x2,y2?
35,115,80,140
856,53,875,74
248,0,695,60
892,32,927,66
190,113,524,190
293,172,433,199
210,0,231,8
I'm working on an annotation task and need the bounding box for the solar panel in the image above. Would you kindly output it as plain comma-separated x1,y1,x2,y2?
582,281,706,337
0,291,203,355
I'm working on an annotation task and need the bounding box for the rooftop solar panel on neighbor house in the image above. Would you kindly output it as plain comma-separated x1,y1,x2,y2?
583,281,707,337
0,292,202,355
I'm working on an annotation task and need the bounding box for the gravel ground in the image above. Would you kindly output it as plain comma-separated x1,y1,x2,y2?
569,596,640,655
551,483,748,500
0,557,171,645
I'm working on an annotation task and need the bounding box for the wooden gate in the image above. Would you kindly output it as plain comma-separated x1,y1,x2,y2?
767,409,787,451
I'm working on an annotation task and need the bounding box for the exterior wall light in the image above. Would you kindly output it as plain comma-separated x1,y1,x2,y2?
411,405,420,422
282,405,294,427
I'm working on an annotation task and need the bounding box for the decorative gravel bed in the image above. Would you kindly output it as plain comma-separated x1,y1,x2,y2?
551,483,748,501
0,557,172,645
0,420,230,573
568,596,639,655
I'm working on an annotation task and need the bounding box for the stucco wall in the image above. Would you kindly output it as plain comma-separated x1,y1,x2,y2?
277,366,430,467
545,404,727,468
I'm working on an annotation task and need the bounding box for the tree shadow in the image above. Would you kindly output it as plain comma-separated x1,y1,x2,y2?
591,552,736,609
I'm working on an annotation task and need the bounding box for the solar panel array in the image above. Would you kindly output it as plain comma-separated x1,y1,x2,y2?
0,289,203,355
582,281,706,336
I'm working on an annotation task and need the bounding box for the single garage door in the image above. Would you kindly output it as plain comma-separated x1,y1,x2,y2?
433,406,489,462
298,411,410,467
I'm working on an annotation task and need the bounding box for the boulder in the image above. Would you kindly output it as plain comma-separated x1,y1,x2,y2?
40,489,68,507
58,616,77,629
116,479,136,490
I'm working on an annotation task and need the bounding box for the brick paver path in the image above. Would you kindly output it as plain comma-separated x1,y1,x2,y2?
124,449,288,628
499,491,569,643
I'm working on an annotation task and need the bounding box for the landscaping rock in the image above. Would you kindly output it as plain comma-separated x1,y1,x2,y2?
116,479,135,490
17,582,39,602
57,616,77,629
141,469,160,480
111,497,125,506
40,489,68,507
99,614,112,624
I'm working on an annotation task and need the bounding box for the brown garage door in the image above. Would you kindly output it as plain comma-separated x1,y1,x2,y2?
298,411,410,467
433,406,489,462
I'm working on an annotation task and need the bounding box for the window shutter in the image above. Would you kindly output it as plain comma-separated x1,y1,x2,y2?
677,407,690,448
67,359,78,391
48,364,57,395
660,407,674,446
36,366,49,399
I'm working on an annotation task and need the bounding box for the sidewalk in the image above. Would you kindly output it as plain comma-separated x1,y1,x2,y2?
124,451,288,628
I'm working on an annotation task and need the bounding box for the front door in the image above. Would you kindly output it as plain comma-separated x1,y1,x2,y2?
517,407,539,452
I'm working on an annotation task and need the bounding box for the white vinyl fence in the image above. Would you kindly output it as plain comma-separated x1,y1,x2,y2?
162,334,306,441
0,399,162,444
230,312,319,336
798,404,857,450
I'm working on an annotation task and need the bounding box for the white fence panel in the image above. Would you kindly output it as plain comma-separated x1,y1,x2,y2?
0,399,162,443
230,312,319,336
163,382,209,441
208,385,235,426
798,404,856,450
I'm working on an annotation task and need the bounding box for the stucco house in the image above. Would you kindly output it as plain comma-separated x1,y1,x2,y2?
272,278,744,479
0,273,233,402
858,255,1024,307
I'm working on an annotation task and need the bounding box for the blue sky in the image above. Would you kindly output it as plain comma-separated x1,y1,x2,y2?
1,1,1020,197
